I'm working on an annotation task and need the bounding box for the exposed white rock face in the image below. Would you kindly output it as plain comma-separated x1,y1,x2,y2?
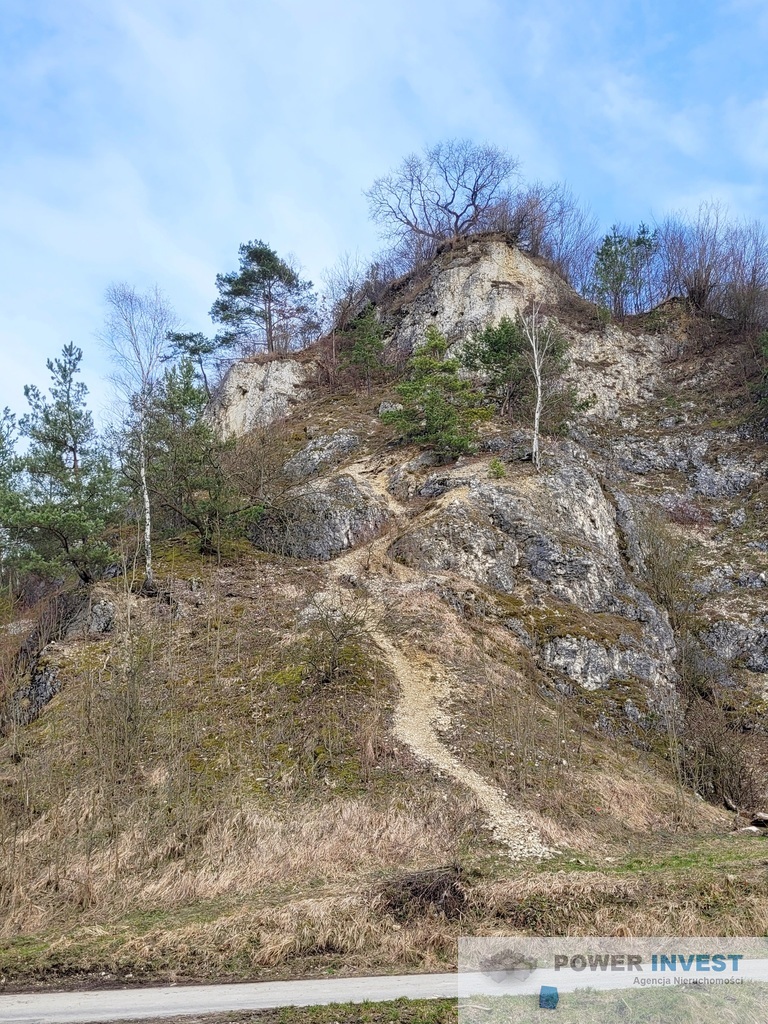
391,237,572,353
208,358,312,437
564,326,667,421
390,237,671,426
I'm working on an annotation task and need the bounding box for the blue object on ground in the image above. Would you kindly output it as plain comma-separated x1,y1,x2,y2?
539,985,559,1009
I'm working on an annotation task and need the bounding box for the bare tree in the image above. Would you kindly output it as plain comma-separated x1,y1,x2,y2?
321,250,367,333
723,219,768,328
365,139,519,248
657,201,728,311
496,181,599,289
101,283,178,593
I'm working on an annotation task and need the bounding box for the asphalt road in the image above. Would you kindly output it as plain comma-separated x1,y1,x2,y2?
0,974,458,1023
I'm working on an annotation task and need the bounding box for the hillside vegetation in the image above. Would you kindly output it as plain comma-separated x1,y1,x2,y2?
1,143,768,988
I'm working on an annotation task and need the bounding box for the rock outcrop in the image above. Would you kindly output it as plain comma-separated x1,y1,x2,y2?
389,236,571,353
209,357,313,436
201,235,766,725
250,474,389,561
386,442,676,692
284,429,360,481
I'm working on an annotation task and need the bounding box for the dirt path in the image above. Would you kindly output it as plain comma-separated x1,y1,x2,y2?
373,631,548,860
327,460,548,860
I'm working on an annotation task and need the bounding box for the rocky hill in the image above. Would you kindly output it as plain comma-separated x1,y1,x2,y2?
211,235,767,709
1,236,767,988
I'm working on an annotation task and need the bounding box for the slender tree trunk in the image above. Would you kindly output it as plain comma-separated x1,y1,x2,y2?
522,305,546,473
138,419,154,592
265,284,274,353
198,356,211,401
532,360,543,472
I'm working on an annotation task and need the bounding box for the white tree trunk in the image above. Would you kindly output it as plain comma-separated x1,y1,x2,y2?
532,360,543,472
138,420,154,591
522,304,547,473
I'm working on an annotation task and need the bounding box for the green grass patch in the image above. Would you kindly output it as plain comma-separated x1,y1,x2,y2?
105,1000,458,1024
465,983,768,1023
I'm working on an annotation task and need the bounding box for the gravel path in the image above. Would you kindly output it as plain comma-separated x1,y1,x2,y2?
326,460,548,861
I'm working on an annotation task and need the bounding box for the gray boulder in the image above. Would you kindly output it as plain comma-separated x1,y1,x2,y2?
250,474,389,561
284,429,360,480
63,598,115,639
699,618,768,673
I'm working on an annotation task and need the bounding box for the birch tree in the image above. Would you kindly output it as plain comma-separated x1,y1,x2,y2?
101,283,178,593
463,308,569,470
519,305,567,471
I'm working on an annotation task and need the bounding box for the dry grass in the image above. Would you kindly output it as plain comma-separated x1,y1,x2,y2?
0,389,763,988
474,862,768,937
0,554,487,984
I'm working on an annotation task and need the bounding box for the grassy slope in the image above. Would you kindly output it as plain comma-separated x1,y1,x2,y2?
1,316,767,989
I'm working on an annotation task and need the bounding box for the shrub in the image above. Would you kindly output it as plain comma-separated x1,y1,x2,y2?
488,457,506,479
382,327,490,459
373,865,468,921
342,306,386,395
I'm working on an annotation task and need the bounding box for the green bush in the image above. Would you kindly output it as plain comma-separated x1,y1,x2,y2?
382,326,490,459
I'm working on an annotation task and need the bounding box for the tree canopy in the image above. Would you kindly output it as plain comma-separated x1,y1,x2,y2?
365,139,519,247
210,240,319,355
0,344,120,584
382,326,490,459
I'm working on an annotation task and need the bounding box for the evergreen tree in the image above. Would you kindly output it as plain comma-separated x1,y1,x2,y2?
0,344,120,584
210,240,319,355
382,327,489,459
463,313,569,419
463,311,572,468
462,314,534,415
0,409,16,488
593,224,658,319
143,359,258,555
344,306,386,394
165,331,234,400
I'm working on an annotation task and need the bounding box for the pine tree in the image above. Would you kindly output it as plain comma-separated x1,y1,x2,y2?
143,359,258,555
210,240,319,355
0,344,120,584
344,306,386,394
593,224,658,319
382,327,489,459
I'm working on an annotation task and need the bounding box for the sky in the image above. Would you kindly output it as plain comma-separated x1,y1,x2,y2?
1,0,768,418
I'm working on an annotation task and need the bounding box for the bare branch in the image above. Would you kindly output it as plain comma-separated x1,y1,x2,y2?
365,139,519,251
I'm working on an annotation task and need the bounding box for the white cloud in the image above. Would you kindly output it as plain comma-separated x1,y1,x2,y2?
1,0,768,415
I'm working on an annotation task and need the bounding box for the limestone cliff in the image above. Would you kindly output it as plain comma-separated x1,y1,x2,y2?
208,355,313,437
208,235,767,739
4,237,768,985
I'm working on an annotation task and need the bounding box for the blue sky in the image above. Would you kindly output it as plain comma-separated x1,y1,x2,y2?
1,0,767,418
